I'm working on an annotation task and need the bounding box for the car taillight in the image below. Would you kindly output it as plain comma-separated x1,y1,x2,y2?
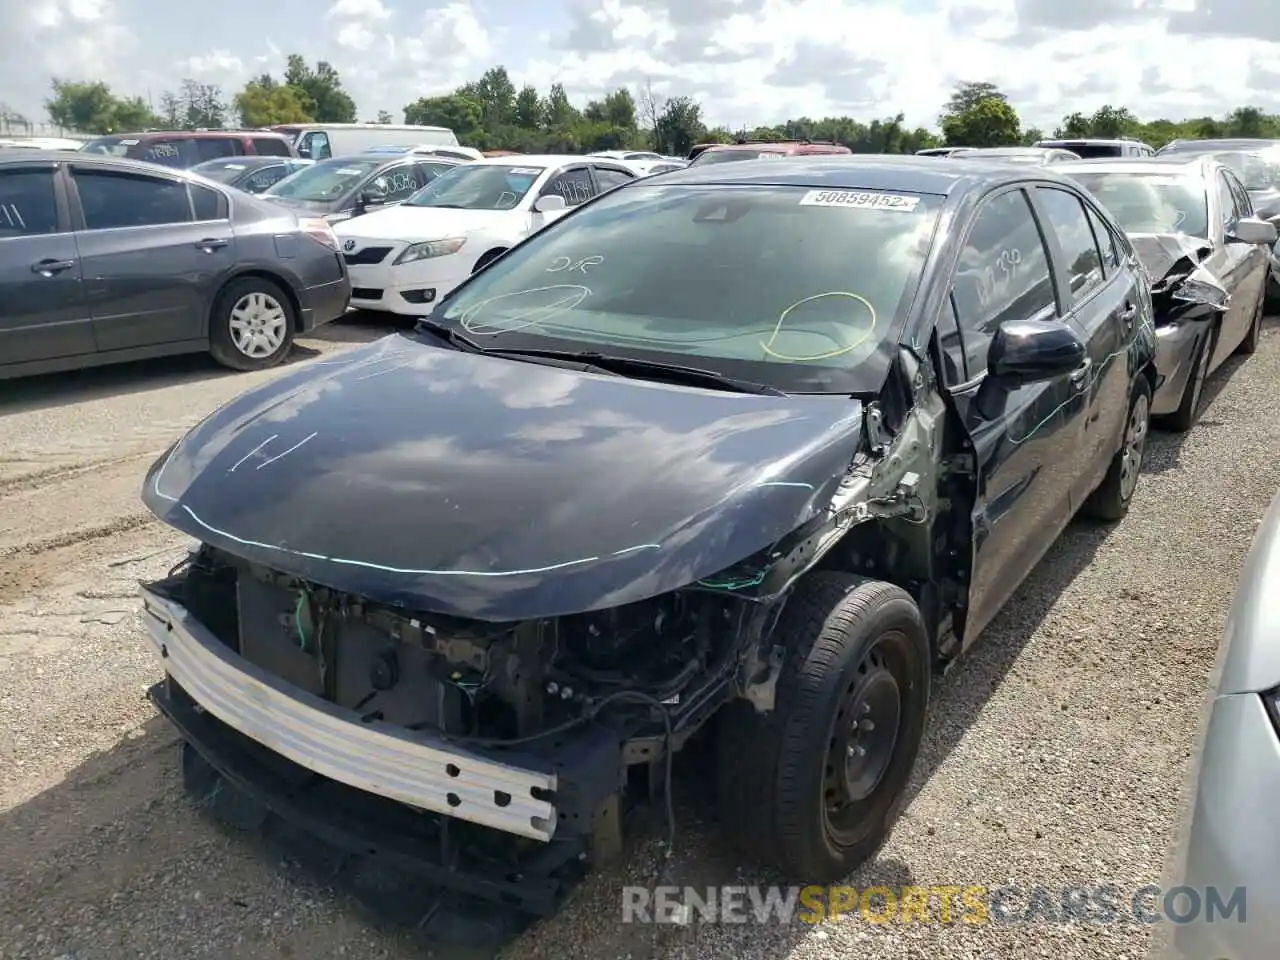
298,217,339,251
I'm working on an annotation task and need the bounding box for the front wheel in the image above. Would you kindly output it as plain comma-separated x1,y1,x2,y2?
1082,375,1152,521
209,277,296,372
716,573,931,882
1162,327,1212,433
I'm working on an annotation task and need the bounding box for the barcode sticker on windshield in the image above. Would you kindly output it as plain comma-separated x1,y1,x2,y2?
508,167,541,175
799,190,920,211
335,167,363,175
119,139,139,145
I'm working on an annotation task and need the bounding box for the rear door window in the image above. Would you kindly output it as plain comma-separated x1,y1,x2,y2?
140,138,199,167
195,138,240,162
73,169,193,229
0,168,60,237
414,160,455,185
190,183,226,221
242,164,290,193
252,137,293,157
541,167,595,206
1034,187,1105,302
592,165,636,192
367,163,421,203
1083,203,1119,273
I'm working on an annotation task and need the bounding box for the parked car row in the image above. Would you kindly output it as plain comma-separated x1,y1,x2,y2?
0,150,350,380
141,152,1276,937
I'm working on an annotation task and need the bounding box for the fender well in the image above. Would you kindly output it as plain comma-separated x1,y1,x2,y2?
206,269,303,339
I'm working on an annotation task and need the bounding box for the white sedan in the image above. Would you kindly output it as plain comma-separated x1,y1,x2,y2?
334,154,641,315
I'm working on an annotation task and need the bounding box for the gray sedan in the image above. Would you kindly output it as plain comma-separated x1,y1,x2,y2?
1058,156,1276,430
0,151,351,380
1159,488,1280,959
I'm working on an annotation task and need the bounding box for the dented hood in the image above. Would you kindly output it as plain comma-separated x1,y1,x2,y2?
142,333,864,620
1128,233,1230,322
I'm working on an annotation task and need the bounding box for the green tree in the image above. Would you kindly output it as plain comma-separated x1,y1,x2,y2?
284,55,356,123
234,79,313,127
176,79,227,129
403,93,485,143
654,96,705,155
940,82,1020,147
513,85,542,129
44,79,157,134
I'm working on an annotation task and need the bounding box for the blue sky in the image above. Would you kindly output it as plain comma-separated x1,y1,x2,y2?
3,0,1280,134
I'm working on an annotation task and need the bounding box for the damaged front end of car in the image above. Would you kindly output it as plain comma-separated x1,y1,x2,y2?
1128,233,1231,416
136,334,957,922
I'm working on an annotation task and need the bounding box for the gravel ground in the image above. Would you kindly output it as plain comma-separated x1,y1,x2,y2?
1,314,1277,960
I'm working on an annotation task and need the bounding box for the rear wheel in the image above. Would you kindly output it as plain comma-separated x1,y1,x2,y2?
209,277,296,371
1083,376,1152,521
716,573,930,881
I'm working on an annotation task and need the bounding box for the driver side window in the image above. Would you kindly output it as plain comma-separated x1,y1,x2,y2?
1216,172,1237,227
370,165,421,203
950,189,1056,379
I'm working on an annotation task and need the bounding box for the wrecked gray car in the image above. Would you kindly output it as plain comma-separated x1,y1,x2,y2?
1059,156,1276,430
138,157,1158,929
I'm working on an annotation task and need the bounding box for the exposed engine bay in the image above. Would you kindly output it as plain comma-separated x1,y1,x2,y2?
176,544,732,743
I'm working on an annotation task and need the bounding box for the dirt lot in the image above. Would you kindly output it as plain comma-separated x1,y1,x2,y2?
2,315,1278,960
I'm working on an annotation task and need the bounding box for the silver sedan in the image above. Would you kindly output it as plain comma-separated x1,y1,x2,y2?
1159,488,1280,959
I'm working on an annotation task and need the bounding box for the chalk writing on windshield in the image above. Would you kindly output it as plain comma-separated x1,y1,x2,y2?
546,255,604,274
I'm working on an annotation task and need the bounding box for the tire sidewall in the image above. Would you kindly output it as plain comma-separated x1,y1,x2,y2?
210,277,296,371
1114,374,1154,509
776,583,931,878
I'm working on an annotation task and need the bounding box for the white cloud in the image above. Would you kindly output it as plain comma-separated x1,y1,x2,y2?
1,0,1278,135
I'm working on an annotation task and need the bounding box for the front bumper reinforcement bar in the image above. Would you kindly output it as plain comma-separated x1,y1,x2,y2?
139,585,558,842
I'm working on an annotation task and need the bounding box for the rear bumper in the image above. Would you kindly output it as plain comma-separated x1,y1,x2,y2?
297,276,352,332
139,585,557,841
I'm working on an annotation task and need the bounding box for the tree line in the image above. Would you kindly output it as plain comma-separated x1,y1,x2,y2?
37,61,1280,155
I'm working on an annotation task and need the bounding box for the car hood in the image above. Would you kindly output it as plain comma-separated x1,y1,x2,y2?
142,334,864,621
334,205,516,242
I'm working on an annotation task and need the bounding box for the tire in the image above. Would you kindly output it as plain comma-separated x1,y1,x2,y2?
208,277,297,372
1162,327,1213,433
471,248,507,275
1235,284,1265,356
716,572,931,882
1082,375,1152,521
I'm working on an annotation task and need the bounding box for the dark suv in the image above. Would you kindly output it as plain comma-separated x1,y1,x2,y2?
80,131,296,169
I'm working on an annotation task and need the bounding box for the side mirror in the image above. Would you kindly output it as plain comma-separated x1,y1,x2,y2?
1226,216,1279,246
533,194,566,214
360,190,388,209
988,318,1087,386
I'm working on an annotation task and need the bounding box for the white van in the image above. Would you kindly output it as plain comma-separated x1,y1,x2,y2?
271,123,459,160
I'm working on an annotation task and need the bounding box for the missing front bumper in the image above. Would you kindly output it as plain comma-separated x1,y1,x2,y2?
139,585,558,841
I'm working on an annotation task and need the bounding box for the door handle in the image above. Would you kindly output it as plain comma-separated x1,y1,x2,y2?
1070,358,1092,386
195,238,229,252
1118,302,1138,323
30,258,75,276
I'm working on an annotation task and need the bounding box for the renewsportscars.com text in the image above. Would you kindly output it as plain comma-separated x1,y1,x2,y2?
621,884,1246,926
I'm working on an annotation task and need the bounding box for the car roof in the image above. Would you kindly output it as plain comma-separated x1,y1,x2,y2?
1052,156,1208,176
86,130,289,141
0,150,199,175
964,147,1054,155
1038,138,1142,146
475,153,604,168
651,154,1056,195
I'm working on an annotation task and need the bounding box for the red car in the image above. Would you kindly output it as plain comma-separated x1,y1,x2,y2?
79,130,296,169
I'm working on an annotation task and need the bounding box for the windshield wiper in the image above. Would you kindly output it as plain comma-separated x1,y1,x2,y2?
483,347,786,395
412,317,486,352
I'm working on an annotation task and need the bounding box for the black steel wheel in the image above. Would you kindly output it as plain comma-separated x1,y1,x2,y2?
716,573,930,882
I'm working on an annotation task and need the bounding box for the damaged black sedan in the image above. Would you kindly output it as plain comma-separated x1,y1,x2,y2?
1058,156,1276,431
139,156,1158,918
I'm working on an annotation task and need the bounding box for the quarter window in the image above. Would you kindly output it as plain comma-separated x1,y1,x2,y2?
0,169,60,237
542,168,595,206
74,170,192,229
593,166,635,192
191,183,225,220
951,189,1055,377
1035,187,1105,302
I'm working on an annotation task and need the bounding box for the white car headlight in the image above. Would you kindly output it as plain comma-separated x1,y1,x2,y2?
393,238,467,266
